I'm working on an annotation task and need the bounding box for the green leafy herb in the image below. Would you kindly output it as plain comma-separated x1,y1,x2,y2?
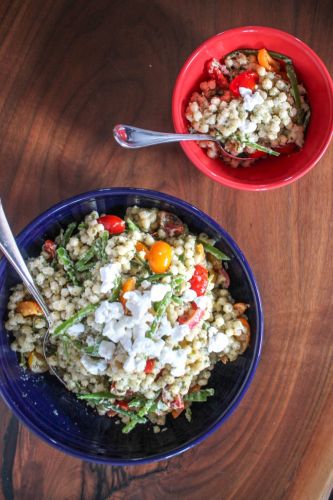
146,291,172,338
53,303,98,337
126,218,140,231
185,388,215,402
78,222,88,230
199,241,230,261
243,140,280,157
56,247,79,285
78,391,118,401
93,230,109,262
62,222,77,247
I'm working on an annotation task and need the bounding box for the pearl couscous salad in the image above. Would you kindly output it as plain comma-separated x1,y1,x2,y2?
6,208,250,433
185,48,310,167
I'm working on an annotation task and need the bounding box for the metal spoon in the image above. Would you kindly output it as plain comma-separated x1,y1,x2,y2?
113,124,250,161
0,200,65,386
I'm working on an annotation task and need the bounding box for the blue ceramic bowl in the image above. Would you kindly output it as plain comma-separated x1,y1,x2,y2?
0,188,263,464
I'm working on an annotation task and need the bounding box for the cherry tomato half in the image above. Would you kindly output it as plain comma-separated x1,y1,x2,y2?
144,358,155,374
178,302,205,329
206,58,229,89
43,239,57,258
97,215,125,234
148,241,172,273
189,265,208,296
273,143,297,155
230,70,259,97
246,150,267,159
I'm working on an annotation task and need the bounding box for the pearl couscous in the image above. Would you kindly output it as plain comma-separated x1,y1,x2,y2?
185,48,310,167
6,208,250,433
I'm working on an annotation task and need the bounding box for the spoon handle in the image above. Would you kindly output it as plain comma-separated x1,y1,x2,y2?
113,124,212,148
0,200,50,319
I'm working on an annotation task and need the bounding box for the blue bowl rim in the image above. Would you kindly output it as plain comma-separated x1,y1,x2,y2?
0,187,263,465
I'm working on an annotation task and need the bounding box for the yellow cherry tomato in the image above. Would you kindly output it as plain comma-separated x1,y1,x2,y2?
148,241,172,273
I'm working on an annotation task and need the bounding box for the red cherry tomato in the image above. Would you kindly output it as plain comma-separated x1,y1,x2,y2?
189,265,208,296
273,143,297,155
144,359,155,374
97,215,125,234
230,70,259,97
43,240,57,258
178,302,205,329
247,150,267,159
206,58,229,89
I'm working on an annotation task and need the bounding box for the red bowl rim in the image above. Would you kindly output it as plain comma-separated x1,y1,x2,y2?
172,26,333,191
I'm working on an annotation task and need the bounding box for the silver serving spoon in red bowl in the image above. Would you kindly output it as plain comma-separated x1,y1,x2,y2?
113,124,250,161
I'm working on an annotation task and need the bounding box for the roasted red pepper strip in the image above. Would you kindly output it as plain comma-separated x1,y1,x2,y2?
230,70,259,97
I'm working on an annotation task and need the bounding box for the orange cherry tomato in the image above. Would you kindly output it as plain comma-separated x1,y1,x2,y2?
257,48,280,72
148,241,172,273
135,241,149,259
120,277,136,310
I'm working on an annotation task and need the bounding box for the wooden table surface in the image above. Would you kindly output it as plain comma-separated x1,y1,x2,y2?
0,1,332,499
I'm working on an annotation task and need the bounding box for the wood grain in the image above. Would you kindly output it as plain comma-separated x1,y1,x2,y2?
0,1,332,499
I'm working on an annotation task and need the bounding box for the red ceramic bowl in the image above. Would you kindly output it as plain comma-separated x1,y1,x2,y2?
172,26,333,191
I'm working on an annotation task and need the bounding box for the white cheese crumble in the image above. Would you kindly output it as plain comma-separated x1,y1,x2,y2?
67,323,85,337
98,340,115,360
207,326,230,353
80,355,107,375
239,87,264,112
100,263,121,294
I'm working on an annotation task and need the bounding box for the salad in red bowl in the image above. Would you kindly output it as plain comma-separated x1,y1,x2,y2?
185,48,310,168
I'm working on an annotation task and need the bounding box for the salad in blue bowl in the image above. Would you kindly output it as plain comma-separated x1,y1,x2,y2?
0,188,263,464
